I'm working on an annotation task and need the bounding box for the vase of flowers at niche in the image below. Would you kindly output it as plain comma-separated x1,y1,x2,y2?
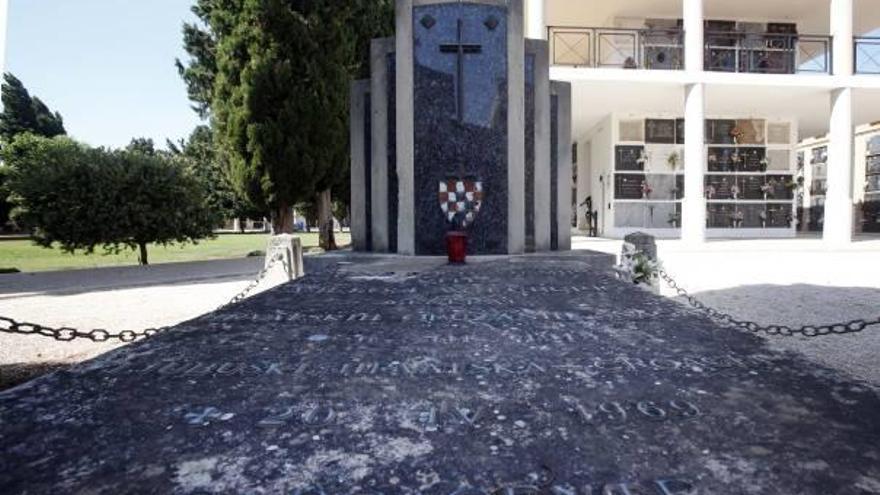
666,151,680,172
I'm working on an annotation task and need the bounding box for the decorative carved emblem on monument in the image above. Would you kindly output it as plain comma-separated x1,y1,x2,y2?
439,178,483,230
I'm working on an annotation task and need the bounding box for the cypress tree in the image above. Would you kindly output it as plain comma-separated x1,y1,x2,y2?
0,73,65,141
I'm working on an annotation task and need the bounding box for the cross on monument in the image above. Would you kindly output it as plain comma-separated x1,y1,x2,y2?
439,18,483,124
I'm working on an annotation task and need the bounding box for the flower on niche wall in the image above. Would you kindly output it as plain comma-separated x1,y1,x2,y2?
731,210,744,228
641,181,653,198
706,185,716,199
730,126,743,144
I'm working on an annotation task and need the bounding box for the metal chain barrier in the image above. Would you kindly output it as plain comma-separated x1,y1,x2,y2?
658,268,880,338
0,253,287,343
217,253,286,310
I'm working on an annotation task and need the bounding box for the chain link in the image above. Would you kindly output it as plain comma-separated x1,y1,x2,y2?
217,253,286,310
657,268,880,338
0,316,171,343
0,253,287,343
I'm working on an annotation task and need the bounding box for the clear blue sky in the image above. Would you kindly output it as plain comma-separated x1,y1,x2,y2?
6,0,203,149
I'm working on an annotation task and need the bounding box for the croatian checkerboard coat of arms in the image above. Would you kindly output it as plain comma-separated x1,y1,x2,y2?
438,178,483,229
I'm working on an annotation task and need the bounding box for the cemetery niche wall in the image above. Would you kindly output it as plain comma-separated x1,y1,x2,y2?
350,0,572,255
594,114,798,238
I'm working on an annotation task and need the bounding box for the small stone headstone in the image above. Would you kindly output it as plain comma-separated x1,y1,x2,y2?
623,231,657,260
265,234,304,281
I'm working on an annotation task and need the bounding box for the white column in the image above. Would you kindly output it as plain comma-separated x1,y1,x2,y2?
824,87,854,244
683,0,704,72
395,0,415,255
525,0,545,40
831,0,854,76
681,83,706,243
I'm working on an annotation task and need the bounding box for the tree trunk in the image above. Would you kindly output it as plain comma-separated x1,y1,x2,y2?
138,242,149,265
317,188,337,251
272,203,295,235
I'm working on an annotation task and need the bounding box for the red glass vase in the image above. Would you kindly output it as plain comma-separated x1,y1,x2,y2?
445,231,468,264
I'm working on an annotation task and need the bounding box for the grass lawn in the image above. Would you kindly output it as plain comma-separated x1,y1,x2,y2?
0,232,350,273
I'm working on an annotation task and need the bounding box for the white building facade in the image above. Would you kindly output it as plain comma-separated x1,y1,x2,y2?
526,0,880,243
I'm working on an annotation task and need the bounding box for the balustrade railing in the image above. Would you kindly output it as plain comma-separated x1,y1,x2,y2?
549,26,833,75
548,26,684,70
855,37,880,74
704,31,831,74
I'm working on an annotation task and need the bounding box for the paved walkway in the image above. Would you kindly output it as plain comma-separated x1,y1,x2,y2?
1,253,878,493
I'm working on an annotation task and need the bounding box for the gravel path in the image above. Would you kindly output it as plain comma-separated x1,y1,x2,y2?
0,257,277,389
574,236,880,387
677,285,880,388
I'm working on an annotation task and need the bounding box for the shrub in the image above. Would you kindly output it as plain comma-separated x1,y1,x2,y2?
4,134,221,264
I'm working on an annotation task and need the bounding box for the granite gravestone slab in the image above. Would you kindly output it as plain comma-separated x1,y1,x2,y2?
1,255,879,494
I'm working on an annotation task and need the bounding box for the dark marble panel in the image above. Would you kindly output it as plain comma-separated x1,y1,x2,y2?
706,119,737,145
863,197,880,232
550,94,559,251
365,93,373,251
645,119,675,144
707,147,766,172
763,204,793,228
525,53,535,252
764,174,795,200
387,53,398,253
738,175,765,200
737,148,766,173
866,155,880,176
737,204,766,228
707,147,737,172
615,174,647,200
704,175,737,200
675,118,685,144
413,3,509,255
616,145,645,171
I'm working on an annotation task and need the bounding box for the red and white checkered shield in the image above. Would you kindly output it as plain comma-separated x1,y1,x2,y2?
438,178,483,229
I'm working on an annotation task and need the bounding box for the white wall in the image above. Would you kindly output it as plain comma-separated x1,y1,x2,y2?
586,115,613,235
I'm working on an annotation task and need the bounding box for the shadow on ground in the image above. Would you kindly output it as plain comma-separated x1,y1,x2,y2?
687,284,880,387
0,362,70,391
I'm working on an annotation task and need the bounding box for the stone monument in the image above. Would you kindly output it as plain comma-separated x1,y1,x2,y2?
350,0,572,255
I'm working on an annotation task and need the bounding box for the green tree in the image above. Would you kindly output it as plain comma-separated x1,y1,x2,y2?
4,134,220,265
168,125,268,227
0,165,12,232
178,0,393,247
0,73,65,141
126,137,158,156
